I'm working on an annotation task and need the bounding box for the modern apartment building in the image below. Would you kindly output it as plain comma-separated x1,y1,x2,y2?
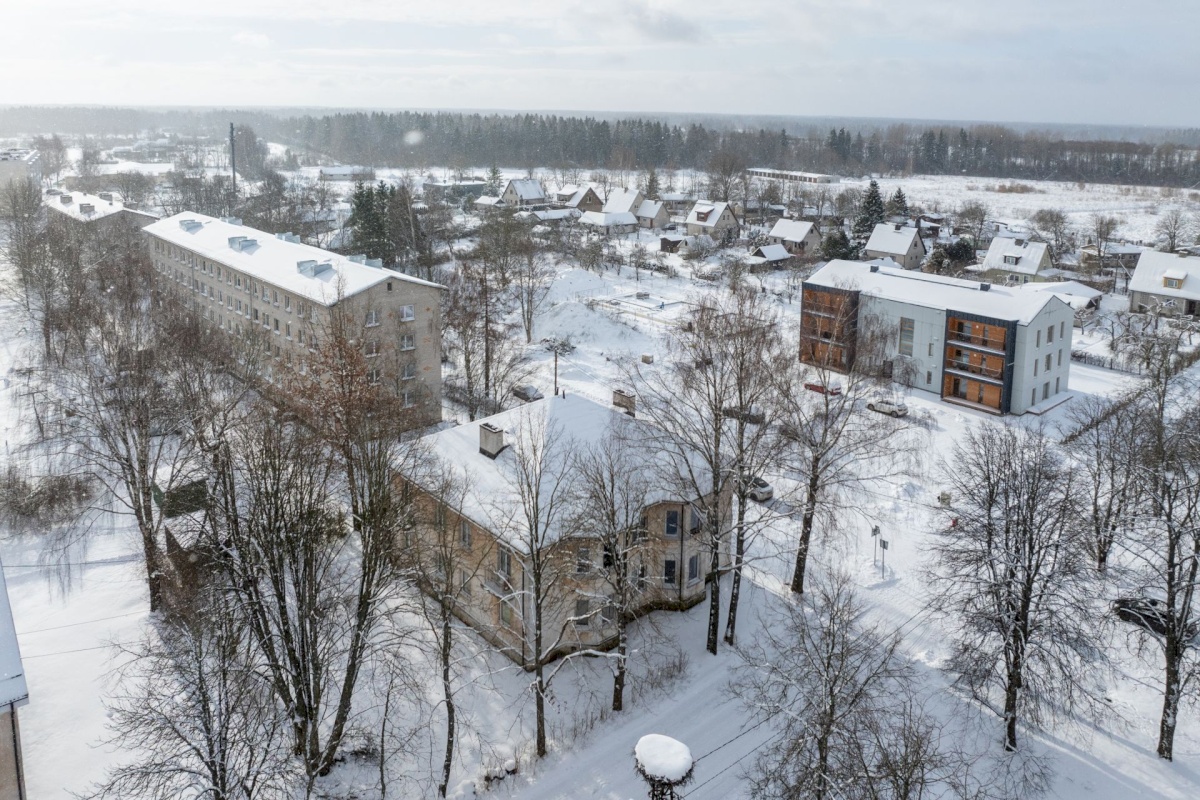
144,213,444,425
800,260,1073,415
0,560,29,800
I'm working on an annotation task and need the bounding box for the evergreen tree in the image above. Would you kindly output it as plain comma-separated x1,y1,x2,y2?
851,180,885,241
644,166,660,200
820,229,857,261
347,181,392,263
485,165,503,194
885,187,909,218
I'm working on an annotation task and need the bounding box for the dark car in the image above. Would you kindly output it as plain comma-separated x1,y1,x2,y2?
722,404,766,425
512,384,545,402
1112,597,1198,638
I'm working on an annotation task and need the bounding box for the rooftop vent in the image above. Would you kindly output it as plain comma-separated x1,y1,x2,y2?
98,192,113,203
348,254,366,264
228,235,246,251
869,264,880,273
78,203,94,214
179,218,202,232
479,422,506,459
365,258,383,268
220,216,242,226
297,260,332,277
979,282,992,292
1015,238,1025,246
60,194,73,204
274,232,300,243
894,223,903,231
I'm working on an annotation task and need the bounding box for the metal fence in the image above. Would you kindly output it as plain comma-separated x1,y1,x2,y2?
1070,350,1144,374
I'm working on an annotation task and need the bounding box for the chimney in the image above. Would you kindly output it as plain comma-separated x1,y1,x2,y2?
979,282,992,292
479,422,506,459
78,202,94,214
894,223,902,231
1015,238,1025,246
612,388,636,416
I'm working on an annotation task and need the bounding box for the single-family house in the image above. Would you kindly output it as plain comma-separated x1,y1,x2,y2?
980,237,1053,284
685,201,740,241
554,185,603,213
1128,251,1200,316
398,393,730,667
661,192,695,215
1020,280,1103,311
801,260,1073,415
746,244,793,271
863,223,927,270
766,218,821,257
501,179,546,208
580,210,638,235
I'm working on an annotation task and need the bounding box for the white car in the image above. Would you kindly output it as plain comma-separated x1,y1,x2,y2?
866,398,908,418
745,477,774,503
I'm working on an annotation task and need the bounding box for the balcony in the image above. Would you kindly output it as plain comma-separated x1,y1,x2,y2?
947,330,1006,354
944,359,1004,383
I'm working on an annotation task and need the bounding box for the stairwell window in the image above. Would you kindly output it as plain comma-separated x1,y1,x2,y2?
688,554,700,584
401,333,416,351
400,305,415,322
665,510,679,537
664,559,677,586
365,309,380,327
898,318,914,356
574,598,590,627
365,339,380,358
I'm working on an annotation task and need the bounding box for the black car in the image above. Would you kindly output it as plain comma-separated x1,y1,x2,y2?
1112,596,1198,638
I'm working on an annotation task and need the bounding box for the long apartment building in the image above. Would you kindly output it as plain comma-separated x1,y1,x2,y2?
144,213,444,425
800,260,1073,415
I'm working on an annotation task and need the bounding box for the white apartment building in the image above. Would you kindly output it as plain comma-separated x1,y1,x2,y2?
801,260,1073,415
144,213,444,426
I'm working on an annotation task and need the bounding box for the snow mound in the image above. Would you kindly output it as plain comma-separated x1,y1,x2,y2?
546,267,612,304
635,734,693,782
537,300,652,351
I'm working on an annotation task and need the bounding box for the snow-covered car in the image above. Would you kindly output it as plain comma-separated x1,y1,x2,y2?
866,398,908,417
743,476,774,502
722,404,766,425
512,384,544,402
1112,596,1196,638
803,380,843,396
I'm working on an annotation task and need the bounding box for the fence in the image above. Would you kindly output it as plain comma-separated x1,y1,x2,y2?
1070,350,1143,375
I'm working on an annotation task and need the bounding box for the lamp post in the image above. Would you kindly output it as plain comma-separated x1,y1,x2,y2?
871,524,880,566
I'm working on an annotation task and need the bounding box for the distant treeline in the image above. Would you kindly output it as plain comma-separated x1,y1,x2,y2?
2,106,1199,188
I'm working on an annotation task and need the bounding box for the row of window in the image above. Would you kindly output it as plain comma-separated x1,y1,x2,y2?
1035,321,1066,348
1032,349,1064,376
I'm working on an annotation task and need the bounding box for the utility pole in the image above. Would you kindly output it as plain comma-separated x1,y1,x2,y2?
229,122,237,196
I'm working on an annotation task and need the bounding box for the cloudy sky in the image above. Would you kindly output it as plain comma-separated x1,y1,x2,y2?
2,0,1195,127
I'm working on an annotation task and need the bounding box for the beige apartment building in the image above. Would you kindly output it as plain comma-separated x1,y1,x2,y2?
144,213,444,426
399,393,730,668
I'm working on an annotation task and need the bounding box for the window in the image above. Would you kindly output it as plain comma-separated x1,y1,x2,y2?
459,570,472,596
1058,349,1063,367
601,601,616,625
1045,354,1052,371
688,555,700,583
664,559,677,585
603,544,615,569
459,519,471,547
367,367,381,385
1166,277,1182,289
1032,389,1037,406
402,361,418,380
1034,360,1038,376
1036,330,1041,347
1004,254,1019,265
387,281,393,292
365,339,380,357
401,333,416,351
928,342,934,357
576,547,590,574
665,510,679,537
252,308,259,321
574,598,590,627
262,286,269,301
365,309,380,327
272,290,279,305
1056,376,1061,394
498,548,512,578
285,323,291,339
1043,382,1050,400
926,370,932,385
284,296,291,312
898,317,914,357
1047,325,1054,344
499,599,514,627
402,391,415,408
274,319,280,333
400,304,415,321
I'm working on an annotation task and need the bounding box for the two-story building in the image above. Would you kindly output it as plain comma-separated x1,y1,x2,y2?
800,260,1073,415
399,393,730,667
1129,251,1200,316
766,218,821,257
500,179,547,208
980,237,1053,284
685,201,740,241
862,223,927,270
144,213,444,426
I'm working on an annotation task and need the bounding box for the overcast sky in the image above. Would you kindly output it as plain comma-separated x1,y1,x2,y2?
2,0,1196,127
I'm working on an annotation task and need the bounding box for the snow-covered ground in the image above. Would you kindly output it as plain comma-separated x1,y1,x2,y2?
4,193,1200,798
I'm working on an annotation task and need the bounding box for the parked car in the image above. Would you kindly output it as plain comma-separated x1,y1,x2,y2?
742,476,774,502
722,404,766,425
512,384,544,402
1112,596,1196,638
866,398,908,418
803,380,843,396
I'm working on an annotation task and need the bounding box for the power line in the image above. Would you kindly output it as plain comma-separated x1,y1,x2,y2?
16,610,144,636
21,641,133,660
1,554,141,569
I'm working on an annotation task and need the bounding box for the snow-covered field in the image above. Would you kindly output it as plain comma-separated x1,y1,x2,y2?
4,181,1200,798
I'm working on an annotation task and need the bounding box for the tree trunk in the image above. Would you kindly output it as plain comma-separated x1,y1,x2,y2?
723,494,747,645
612,618,626,712
790,465,820,594
706,540,721,655
1158,642,1181,760
440,609,456,796
1003,635,1025,752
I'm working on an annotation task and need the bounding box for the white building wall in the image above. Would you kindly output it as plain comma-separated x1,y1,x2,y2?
859,295,947,396
1009,298,1073,414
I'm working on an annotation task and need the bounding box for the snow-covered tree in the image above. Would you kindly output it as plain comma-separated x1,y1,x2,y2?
851,179,885,240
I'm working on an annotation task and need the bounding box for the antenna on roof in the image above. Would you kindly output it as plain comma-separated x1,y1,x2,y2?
229,122,237,196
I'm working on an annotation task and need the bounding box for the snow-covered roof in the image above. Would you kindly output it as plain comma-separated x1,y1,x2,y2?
45,190,158,224
686,201,733,228
0,560,29,710
981,237,1049,275
505,179,545,201
580,210,637,228
603,187,641,214
144,213,441,307
318,165,370,177
474,195,503,207
864,223,921,256
806,260,1063,325
516,208,580,223
661,192,692,202
413,394,709,552
1129,251,1200,303
636,199,664,220
767,218,816,243
1020,280,1102,310
752,244,791,262
0,148,38,164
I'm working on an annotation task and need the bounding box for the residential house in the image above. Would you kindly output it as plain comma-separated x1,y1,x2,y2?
800,260,1073,415
602,187,668,229
45,189,158,234
980,237,1053,284
554,185,603,213
1081,242,1145,274
661,192,695,215
399,393,730,667
745,244,793,271
515,208,581,226
685,201,740,241
1128,251,1200,316
500,179,546,208
863,223,927,270
766,218,821,257
423,178,488,203
580,210,637,235
144,213,444,427
0,559,29,800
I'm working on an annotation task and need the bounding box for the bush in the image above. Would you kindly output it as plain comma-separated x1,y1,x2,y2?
0,465,95,532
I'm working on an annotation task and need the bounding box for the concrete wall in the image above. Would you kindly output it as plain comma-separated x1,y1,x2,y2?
859,295,947,395
0,707,25,800
1010,300,1073,414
